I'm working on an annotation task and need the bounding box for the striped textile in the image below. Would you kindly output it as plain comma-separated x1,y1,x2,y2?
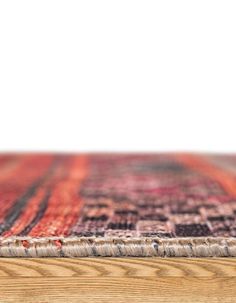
1,153,236,257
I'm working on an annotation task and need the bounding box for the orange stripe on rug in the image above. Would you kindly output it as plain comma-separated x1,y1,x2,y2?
176,154,236,198
28,155,89,237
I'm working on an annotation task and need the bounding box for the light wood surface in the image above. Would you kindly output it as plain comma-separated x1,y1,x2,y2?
0,258,236,303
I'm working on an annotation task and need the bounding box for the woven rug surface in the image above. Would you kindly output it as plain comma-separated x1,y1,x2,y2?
1,153,236,257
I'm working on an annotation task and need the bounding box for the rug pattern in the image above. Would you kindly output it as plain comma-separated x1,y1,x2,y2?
0,153,236,239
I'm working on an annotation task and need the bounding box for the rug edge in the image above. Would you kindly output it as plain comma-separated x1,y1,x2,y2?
0,236,236,257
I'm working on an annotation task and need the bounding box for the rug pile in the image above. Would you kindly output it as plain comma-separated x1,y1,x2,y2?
0,153,236,257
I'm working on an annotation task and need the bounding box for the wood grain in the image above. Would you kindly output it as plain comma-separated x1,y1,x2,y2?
0,257,236,277
0,258,236,303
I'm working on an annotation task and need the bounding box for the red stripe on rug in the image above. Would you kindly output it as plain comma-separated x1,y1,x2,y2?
28,155,88,237
2,156,67,237
0,155,53,223
176,154,236,198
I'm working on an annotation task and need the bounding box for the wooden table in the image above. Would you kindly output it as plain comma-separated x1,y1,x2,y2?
0,258,236,302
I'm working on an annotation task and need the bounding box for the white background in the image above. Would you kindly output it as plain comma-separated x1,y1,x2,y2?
0,1,235,153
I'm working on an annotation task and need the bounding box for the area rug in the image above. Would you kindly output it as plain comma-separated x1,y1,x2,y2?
1,153,236,257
